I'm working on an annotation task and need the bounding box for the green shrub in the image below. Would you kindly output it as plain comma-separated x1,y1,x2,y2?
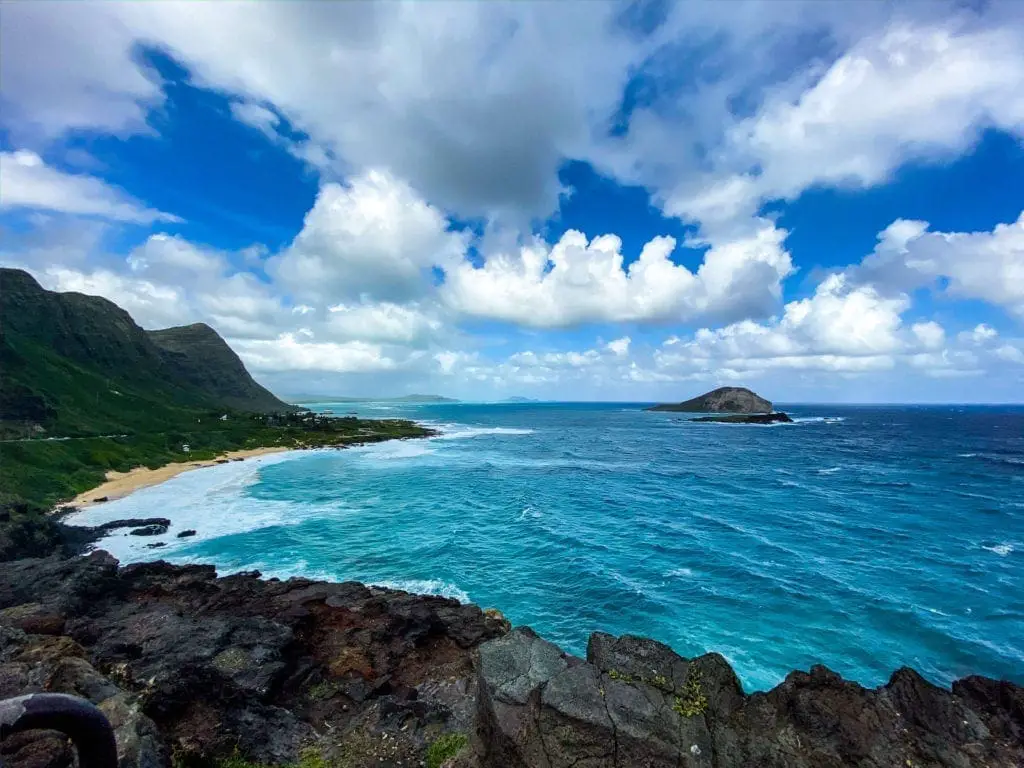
672,668,708,718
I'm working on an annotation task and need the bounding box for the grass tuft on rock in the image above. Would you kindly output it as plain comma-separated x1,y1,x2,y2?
426,733,468,768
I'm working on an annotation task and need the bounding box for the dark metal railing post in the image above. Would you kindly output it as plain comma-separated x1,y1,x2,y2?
0,693,118,768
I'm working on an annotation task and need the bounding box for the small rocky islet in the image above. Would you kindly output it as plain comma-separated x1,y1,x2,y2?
647,386,794,424
1,554,1020,768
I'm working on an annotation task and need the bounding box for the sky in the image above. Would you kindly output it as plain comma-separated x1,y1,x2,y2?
1,1,1023,403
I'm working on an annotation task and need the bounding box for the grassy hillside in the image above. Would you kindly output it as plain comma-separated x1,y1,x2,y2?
0,268,293,439
149,323,294,413
0,268,432,560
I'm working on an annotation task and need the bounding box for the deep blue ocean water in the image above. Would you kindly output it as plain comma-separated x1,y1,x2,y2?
67,403,1024,692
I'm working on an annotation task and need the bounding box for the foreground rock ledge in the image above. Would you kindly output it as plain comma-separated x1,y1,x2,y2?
475,628,1024,767
1,555,1021,768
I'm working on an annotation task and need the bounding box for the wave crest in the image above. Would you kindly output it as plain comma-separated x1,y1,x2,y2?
435,426,535,440
370,578,470,603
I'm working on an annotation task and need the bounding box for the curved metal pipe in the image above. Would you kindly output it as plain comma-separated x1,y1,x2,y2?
0,693,118,768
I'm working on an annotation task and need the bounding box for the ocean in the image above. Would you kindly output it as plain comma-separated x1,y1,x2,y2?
65,403,1024,692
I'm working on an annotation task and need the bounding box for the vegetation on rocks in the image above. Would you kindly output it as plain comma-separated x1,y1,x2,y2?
426,733,468,768
672,668,708,718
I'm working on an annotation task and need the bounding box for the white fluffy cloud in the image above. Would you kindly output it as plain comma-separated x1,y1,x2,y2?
650,22,1024,230
963,324,998,344
654,274,925,375
0,151,181,224
269,171,468,304
326,302,442,345
995,344,1024,364
443,222,792,327
231,335,401,374
606,337,631,357
858,213,1024,317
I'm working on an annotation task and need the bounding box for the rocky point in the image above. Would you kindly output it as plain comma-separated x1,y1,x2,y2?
0,555,1021,768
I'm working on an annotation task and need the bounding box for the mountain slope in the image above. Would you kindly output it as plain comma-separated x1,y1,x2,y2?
148,323,292,413
646,386,773,413
0,268,292,436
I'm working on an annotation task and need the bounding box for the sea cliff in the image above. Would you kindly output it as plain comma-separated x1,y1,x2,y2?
1,554,1020,768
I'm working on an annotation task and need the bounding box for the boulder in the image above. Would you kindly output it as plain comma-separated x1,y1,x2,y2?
96,519,171,534
475,630,1024,767
476,628,720,767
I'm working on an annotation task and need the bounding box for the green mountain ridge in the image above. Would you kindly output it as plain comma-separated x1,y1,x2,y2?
0,268,294,437
148,323,292,413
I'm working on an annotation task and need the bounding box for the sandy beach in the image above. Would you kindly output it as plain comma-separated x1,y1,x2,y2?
65,446,291,510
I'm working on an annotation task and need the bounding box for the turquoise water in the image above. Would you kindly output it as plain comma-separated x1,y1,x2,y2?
68,403,1024,691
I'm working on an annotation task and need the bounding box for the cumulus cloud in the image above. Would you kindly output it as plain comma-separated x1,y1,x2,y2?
9,1,996,227
858,212,1024,317
656,22,1024,230
1,1,644,223
231,335,401,374
0,151,181,224
269,171,468,304
911,322,945,350
606,337,631,357
443,222,792,327
326,302,443,345
654,274,924,375
994,344,1024,364
960,324,998,344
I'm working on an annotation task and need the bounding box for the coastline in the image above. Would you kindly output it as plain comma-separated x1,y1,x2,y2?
63,446,292,510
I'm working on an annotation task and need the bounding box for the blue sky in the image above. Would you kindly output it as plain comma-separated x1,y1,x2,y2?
1,1,1023,402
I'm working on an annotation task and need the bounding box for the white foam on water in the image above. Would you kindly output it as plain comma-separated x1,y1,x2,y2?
982,543,1015,556
793,416,845,424
519,505,542,520
817,466,843,475
369,578,470,603
433,425,535,440
958,453,978,458
360,441,435,460
62,452,316,563
666,567,694,578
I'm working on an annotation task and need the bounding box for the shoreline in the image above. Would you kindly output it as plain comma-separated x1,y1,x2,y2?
63,446,292,510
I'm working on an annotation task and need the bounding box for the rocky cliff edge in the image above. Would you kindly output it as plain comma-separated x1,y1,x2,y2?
0,555,1020,768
